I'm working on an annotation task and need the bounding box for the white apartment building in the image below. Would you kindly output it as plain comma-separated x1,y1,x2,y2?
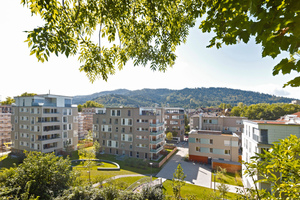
242,113,300,191
11,94,78,154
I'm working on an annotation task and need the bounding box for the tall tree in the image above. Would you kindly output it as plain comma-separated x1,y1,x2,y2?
171,164,187,199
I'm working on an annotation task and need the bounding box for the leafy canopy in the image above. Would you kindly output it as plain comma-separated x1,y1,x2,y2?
22,0,300,87
1,97,15,105
0,151,76,200
243,135,300,199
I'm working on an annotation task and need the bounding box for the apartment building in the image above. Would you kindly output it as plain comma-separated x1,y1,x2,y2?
81,107,103,137
189,130,240,172
242,114,300,191
0,105,12,150
10,94,78,154
164,108,185,141
78,112,84,139
93,107,165,160
190,114,246,137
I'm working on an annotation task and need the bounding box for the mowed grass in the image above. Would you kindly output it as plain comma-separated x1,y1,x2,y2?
212,171,243,187
0,155,19,170
162,180,240,200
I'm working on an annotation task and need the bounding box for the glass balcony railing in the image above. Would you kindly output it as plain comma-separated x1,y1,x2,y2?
150,130,164,135
150,122,164,127
150,145,164,153
150,138,164,144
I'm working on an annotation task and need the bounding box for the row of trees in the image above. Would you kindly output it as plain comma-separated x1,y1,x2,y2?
230,103,300,120
89,88,294,109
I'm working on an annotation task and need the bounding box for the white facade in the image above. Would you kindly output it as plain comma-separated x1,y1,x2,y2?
242,117,300,191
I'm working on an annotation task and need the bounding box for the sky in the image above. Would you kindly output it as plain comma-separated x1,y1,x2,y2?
1,1,300,102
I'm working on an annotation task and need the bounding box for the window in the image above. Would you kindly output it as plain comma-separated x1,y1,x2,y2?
128,110,131,116
225,150,231,155
112,110,115,116
210,139,213,144
117,110,120,116
122,127,125,133
136,152,139,158
63,117,67,123
196,147,199,151
102,119,106,124
63,132,68,138
210,148,213,153
115,119,118,124
115,127,118,132
130,144,132,149
130,151,132,157
103,140,105,145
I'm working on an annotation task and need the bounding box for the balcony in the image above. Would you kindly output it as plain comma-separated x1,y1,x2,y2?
150,145,164,153
150,122,164,127
150,130,164,136
150,138,164,144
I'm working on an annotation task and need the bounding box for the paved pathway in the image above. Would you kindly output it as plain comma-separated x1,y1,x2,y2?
156,144,212,188
156,142,244,194
92,174,145,188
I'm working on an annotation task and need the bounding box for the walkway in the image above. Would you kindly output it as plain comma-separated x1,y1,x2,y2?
156,142,244,194
92,174,145,188
156,144,212,188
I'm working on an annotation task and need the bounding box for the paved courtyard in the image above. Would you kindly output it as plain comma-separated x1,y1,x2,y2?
156,143,212,188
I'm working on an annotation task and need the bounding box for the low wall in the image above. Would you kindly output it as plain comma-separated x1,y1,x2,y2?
212,161,241,173
189,155,208,164
153,147,177,168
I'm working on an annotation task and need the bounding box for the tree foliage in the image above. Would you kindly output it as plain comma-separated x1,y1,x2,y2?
166,132,173,140
75,88,295,109
171,164,186,199
243,135,300,199
22,0,300,87
0,97,15,105
78,101,104,112
230,103,300,120
19,92,37,97
21,0,198,83
0,151,76,200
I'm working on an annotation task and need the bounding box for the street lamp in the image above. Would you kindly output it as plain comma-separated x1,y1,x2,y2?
150,162,153,184
213,173,216,191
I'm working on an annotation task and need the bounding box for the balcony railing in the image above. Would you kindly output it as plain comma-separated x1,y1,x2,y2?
150,138,164,144
150,130,164,136
150,145,164,153
150,122,164,127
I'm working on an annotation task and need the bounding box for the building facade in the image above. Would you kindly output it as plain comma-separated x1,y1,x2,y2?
242,114,300,191
190,114,246,138
164,108,185,141
81,107,103,138
189,130,239,162
93,107,165,160
0,105,12,150
10,94,78,154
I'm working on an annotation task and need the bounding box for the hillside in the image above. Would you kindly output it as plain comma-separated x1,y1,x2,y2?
73,88,297,108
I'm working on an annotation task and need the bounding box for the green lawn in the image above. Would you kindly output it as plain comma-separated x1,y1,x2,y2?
162,180,240,200
0,155,19,170
212,171,243,187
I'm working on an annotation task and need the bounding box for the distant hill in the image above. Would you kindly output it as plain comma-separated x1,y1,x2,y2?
73,88,297,108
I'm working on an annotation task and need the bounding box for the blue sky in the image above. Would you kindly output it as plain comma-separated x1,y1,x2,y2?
0,1,299,101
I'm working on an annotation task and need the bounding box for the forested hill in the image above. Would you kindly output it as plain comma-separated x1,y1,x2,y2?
73,88,297,108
